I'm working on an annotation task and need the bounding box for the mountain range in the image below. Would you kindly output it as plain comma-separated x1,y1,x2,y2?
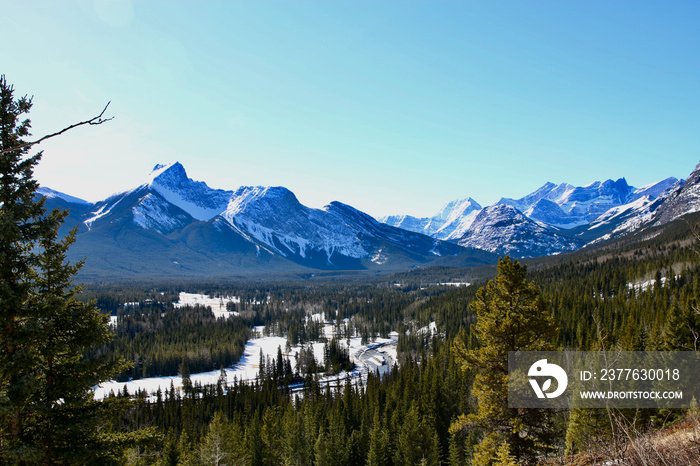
40,161,700,279
41,163,495,278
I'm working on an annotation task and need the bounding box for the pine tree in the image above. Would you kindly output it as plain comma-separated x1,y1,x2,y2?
177,430,198,466
180,357,193,395
281,408,312,466
159,428,180,466
0,75,131,464
366,410,387,466
494,441,518,466
261,406,283,465
451,256,560,465
0,73,47,462
199,412,233,466
32,212,128,463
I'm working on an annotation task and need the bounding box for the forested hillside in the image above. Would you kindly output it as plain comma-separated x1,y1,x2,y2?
90,215,700,464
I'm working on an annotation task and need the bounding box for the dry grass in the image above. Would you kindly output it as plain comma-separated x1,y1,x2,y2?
543,415,700,466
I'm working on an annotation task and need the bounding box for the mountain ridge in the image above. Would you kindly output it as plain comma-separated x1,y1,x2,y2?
42,162,496,278
38,161,696,278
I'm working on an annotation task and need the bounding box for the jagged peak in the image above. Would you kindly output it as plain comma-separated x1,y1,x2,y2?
142,162,233,220
147,161,188,186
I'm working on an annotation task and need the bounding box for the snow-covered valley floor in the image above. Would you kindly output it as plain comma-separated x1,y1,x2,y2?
94,320,398,400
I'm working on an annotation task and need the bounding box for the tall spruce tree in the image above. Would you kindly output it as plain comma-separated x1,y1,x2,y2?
0,75,130,464
451,256,560,465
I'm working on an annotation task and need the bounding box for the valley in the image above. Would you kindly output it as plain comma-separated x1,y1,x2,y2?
95,296,398,401
77,219,700,464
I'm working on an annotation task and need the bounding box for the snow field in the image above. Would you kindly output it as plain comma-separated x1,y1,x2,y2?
94,312,398,400
173,292,240,319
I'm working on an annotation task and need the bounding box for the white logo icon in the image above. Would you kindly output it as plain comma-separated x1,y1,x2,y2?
528,359,568,399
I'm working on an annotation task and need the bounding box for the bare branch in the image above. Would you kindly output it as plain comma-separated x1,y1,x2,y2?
0,101,113,155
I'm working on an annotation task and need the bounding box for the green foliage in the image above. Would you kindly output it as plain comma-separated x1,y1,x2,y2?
198,411,243,466
494,441,518,466
0,75,134,464
97,221,700,464
452,256,560,465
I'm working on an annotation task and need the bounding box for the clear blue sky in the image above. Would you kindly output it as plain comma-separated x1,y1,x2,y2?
2,0,699,218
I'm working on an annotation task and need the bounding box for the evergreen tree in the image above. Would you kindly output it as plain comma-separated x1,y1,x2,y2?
451,256,560,465
366,410,388,466
395,406,438,466
494,441,518,466
281,408,312,466
199,412,234,466
180,357,193,395
177,430,197,466
0,75,129,463
159,428,180,466
0,73,47,462
32,212,129,463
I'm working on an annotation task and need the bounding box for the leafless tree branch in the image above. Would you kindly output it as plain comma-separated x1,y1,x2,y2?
0,101,113,155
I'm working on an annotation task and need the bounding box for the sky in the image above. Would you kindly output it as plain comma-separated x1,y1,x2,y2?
2,0,699,219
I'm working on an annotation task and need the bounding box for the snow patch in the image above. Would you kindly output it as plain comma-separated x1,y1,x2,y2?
174,292,240,319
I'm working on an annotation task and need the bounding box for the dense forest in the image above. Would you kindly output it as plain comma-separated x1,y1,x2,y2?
77,216,700,465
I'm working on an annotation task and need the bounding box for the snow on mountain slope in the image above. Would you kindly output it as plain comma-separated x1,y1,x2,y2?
131,192,193,234
456,204,582,258
147,162,233,221
220,186,368,261
498,179,636,228
380,198,482,239
37,187,90,205
325,201,467,257
83,192,127,230
378,215,431,235
442,209,481,241
648,164,700,225
380,176,680,257
628,177,678,203
581,178,682,246
584,196,658,246
383,178,676,242
498,182,574,213
432,198,482,239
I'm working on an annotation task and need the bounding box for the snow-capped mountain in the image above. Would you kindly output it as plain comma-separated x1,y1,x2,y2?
380,198,481,239
219,185,369,263
649,162,700,225
498,178,677,229
37,160,698,277
147,162,233,221
42,162,493,277
381,176,679,258
577,176,689,246
456,204,583,258
81,162,232,235
37,187,90,205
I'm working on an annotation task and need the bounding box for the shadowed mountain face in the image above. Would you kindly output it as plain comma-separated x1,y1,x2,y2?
42,163,496,279
456,204,583,258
